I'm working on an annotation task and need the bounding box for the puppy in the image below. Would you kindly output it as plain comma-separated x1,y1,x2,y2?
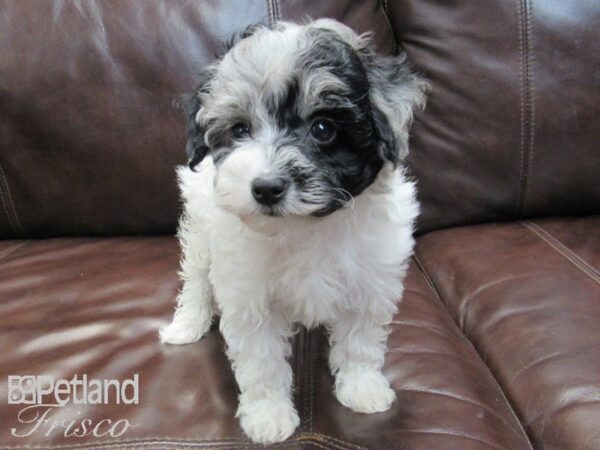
160,19,426,444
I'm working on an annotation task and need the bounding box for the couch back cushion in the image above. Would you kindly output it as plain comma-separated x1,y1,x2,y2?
0,0,261,237
0,0,393,237
391,0,600,232
0,0,597,237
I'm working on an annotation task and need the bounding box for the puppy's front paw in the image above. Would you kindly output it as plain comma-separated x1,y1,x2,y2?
237,395,299,444
335,368,396,414
159,314,211,345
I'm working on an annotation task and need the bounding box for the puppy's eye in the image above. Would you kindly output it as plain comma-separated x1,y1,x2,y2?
309,119,336,144
231,122,251,139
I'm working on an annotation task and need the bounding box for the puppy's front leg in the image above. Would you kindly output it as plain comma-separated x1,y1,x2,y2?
329,310,396,414
160,217,215,345
219,301,299,444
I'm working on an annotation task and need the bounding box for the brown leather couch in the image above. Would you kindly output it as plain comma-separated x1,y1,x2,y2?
1,1,598,449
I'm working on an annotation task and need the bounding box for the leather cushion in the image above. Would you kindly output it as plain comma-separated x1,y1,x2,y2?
0,0,393,238
389,0,600,232
0,238,531,449
416,216,600,448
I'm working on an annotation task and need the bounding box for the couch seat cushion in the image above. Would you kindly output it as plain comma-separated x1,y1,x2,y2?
416,216,600,449
0,236,531,449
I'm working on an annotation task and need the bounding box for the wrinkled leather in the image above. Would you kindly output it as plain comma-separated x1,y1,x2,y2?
1,1,599,449
390,0,600,233
416,216,600,449
0,237,532,449
0,0,393,238
309,264,531,450
0,0,269,238
3,0,598,237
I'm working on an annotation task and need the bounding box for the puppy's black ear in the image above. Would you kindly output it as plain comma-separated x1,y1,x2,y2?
308,19,427,165
366,53,428,165
184,70,213,171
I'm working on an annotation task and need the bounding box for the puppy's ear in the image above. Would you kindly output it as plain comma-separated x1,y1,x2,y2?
309,19,428,165
184,69,214,171
366,53,428,165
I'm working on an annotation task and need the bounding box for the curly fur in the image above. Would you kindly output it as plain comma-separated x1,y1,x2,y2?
160,19,426,444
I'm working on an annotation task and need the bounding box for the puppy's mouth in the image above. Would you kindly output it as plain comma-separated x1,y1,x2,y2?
308,192,351,217
261,206,283,217
311,205,341,217
253,190,350,218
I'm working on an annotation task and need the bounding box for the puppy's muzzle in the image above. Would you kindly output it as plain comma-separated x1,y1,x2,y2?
251,176,288,206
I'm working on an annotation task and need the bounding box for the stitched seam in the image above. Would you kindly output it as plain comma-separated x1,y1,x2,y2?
303,433,368,450
0,162,26,236
380,0,399,54
9,443,263,450
303,437,350,450
302,327,309,431
525,222,600,279
0,170,16,232
303,327,309,431
522,221,600,284
0,161,16,232
91,444,245,450
306,442,332,450
523,0,535,215
0,434,365,450
302,327,310,432
516,0,534,218
0,440,246,450
515,0,526,216
266,0,280,28
273,0,281,23
308,329,314,432
397,386,528,438
297,326,306,432
293,324,301,425
413,255,535,450
0,241,29,262
266,0,274,28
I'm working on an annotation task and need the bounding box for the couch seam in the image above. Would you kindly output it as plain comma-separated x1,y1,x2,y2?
274,0,281,24
300,326,309,432
522,221,600,285
266,0,273,27
515,0,526,214
304,327,310,432
308,328,314,432
379,0,399,55
266,0,280,28
0,433,366,450
0,162,27,236
293,323,301,428
0,241,29,263
523,0,535,216
0,166,16,232
412,254,534,450
515,0,535,218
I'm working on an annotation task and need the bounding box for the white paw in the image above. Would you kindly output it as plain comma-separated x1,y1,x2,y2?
237,395,299,444
335,368,396,413
159,314,212,345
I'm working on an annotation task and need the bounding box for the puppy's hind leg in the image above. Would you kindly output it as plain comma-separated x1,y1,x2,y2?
160,215,215,345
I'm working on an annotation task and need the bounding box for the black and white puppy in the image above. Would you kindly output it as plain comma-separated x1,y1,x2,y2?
161,19,427,444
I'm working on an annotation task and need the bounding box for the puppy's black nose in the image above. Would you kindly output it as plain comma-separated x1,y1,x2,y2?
251,177,288,206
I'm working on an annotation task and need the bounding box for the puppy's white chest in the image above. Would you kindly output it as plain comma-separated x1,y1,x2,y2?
270,244,351,324
268,220,404,326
